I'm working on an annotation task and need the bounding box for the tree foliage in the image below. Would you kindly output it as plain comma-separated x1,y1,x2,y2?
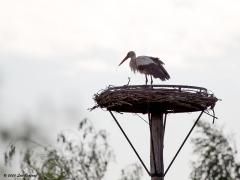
3,118,143,180
118,163,143,180
4,118,114,180
190,121,240,180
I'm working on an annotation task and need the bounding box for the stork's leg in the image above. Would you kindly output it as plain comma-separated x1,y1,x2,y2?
125,77,130,86
145,75,148,85
151,76,153,85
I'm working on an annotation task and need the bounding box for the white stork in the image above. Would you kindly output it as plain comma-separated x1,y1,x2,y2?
119,51,170,85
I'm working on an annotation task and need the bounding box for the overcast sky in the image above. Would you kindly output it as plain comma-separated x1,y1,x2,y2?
1,0,240,179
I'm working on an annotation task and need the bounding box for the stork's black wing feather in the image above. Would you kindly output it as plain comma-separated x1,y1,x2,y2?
151,63,170,80
148,56,164,65
138,63,170,81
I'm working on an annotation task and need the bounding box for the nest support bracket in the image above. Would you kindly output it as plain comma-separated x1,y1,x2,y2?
109,111,151,175
164,110,204,176
109,110,204,178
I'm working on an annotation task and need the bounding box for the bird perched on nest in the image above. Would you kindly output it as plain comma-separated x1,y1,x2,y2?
119,51,170,85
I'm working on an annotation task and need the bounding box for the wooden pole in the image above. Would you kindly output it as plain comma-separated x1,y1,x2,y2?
150,112,164,180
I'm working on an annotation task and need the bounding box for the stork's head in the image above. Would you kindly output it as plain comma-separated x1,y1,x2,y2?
119,51,136,66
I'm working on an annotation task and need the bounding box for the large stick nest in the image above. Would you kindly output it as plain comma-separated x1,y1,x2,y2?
92,85,218,114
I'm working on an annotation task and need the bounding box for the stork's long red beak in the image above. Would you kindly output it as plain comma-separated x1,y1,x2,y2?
119,55,129,66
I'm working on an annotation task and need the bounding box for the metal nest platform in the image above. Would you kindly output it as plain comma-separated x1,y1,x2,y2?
92,85,218,113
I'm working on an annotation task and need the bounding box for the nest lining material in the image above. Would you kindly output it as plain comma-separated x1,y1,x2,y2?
92,85,218,114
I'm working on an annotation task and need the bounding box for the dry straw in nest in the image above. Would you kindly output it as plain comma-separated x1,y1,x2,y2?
91,85,218,114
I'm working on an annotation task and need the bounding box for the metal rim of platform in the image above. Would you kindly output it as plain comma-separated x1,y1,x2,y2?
107,84,208,92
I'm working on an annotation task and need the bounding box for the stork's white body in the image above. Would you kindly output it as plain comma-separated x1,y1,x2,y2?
130,56,158,72
119,51,170,85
